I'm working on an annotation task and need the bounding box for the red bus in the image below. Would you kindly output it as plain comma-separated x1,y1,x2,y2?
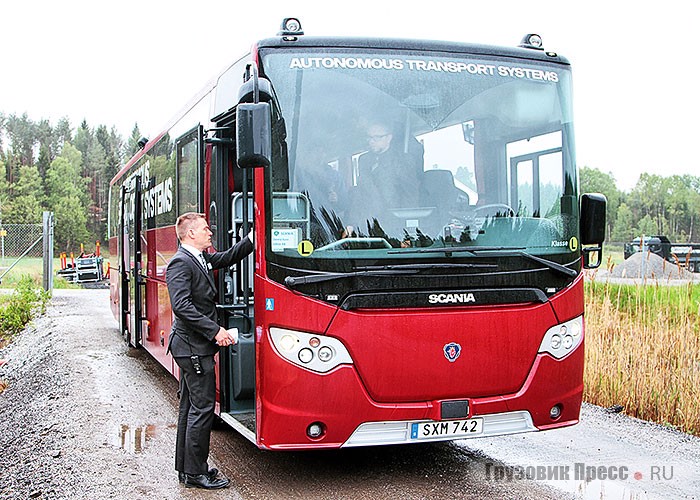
108,18,606,450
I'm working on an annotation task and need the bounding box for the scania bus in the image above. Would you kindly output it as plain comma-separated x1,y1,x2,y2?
108,18,606,450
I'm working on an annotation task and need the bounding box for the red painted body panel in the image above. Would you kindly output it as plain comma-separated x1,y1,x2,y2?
548,272,584,323
253,294,584,449
108,225,179,374
327,302,556,402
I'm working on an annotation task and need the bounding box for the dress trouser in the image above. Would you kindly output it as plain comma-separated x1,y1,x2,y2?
173,354,216,476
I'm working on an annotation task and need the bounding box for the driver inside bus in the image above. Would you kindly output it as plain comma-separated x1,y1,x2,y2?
344,120,423,244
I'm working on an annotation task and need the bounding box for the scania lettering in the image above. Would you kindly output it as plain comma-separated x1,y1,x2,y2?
107,19,606,450
428,293,476,304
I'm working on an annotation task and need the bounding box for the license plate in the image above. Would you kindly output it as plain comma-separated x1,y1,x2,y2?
410,418,483,440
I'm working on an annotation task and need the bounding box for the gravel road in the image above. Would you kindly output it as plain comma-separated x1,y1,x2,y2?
0,289,698,500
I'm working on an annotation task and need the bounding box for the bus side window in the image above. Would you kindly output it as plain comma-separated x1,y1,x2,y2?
176,127,201,215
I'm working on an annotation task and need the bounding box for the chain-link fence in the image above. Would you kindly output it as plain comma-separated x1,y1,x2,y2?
0,224,44,259
0,222,47,287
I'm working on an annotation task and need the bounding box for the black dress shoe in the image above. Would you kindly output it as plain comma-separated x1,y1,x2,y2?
178,468,219,484
183,473,229,490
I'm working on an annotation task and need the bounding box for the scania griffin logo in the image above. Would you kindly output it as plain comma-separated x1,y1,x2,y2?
428,293,476,304
443,342,461,362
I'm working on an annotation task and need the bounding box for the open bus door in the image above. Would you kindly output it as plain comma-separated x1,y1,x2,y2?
207,63,272,442
203,117,256,441
119,175,144,348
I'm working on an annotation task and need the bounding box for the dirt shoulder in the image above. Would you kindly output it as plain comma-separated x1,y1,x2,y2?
0,289,201,500
2,289,699,500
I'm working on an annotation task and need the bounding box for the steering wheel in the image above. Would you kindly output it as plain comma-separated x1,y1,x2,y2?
473,203,515,218
316,237,393,251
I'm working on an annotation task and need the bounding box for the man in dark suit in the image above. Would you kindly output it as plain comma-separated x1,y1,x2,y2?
346,121,423,240
166,212,253,489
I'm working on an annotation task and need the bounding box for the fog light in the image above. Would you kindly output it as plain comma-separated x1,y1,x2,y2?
550,404,562,420
298,348,313,363
309,337,321,348
307,421,325,439
318,346,334,362
550,334,561,349
563,335,574,349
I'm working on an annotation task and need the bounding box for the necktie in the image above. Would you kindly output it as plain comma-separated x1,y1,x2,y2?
198,253,208,271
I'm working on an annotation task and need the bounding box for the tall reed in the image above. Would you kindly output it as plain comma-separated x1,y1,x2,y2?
584,279,700,435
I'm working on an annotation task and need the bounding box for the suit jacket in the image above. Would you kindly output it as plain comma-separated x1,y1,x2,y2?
350,149,422,231
166,237,253,357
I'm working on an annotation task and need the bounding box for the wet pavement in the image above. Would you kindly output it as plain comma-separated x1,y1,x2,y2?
0,289,698,499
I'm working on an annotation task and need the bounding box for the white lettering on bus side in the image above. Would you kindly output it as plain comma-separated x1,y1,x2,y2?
289,57,558,83
142,176,174,219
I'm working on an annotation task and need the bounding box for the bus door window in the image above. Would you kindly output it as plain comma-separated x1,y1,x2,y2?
231,192,254,302
507,131,563,218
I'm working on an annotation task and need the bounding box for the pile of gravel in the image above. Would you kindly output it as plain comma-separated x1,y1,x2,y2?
610,251,695,279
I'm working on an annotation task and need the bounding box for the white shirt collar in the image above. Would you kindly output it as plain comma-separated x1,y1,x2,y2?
180,243,202,259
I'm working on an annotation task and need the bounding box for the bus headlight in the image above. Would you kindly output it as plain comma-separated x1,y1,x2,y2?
538,316,583,359
279,334,299,352
270,327,353,373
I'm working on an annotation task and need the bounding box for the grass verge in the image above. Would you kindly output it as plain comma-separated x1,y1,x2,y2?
584,279,700,435
0,275,51,394
0,275,51,345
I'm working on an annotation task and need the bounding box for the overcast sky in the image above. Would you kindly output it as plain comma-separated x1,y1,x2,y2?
1,0,696,191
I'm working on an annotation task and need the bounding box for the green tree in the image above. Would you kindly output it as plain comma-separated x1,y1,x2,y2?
637,214,657,237
0,157,9,224
628,173,669,236
126,123,144,158
54,117,72,149
45,143,90,251
4,113,36,184
686,177,700,241
5,166,44,223
53,196,90,251
611,203,634,241
579,166,622,239
0,112,5,151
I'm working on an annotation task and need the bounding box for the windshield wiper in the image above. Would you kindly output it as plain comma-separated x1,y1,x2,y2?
513,252,578,278
284,268,419,287
391,245,577,278
389,245,523,256
285,262,499,288
353,263,498,271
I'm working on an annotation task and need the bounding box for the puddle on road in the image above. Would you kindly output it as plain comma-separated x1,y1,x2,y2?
111,424,172,453
112,423,177,453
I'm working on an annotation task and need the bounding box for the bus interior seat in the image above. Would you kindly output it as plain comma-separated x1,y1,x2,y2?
422,169,467,211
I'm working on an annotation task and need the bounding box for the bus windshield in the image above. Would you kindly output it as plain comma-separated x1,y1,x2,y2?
259,48,578,270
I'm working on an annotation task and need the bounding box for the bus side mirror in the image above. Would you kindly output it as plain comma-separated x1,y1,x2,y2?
236,102,271,169
580,193,607,269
